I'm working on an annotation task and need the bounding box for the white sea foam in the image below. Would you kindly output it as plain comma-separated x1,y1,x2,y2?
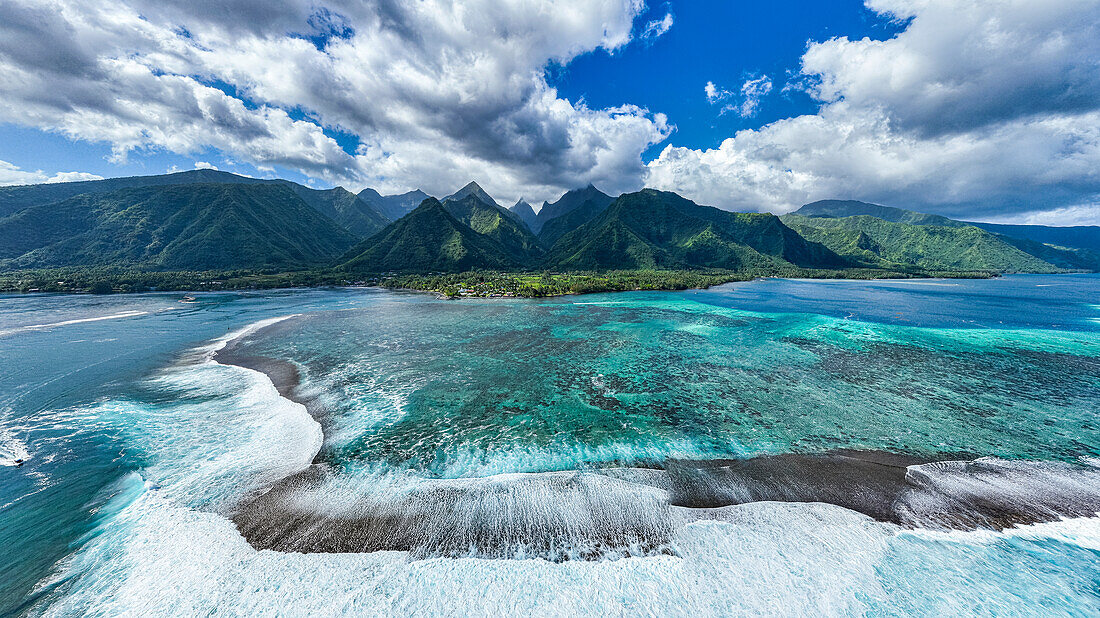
900,513,1100,550
50,483,1100,617
50,314,321,513
28,481,897,616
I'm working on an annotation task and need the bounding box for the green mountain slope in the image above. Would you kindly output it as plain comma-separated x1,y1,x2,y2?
0,169,394,240
0,169,264,218
339,198,520,273
979,233,1100,271
442,195,543,264
534,184,613,233
791,200,1098,271
781,214,1060,273
537,196,617,247
285,185,389,238
0,183,358,270
801,201,1100,255
545,189,847,270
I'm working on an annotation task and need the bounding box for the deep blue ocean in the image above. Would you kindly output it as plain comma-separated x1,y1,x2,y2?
2,275,1098,615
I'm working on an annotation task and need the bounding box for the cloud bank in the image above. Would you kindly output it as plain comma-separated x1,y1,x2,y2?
647,0,1100,221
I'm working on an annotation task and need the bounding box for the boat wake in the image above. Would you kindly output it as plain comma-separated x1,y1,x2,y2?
0,429,29,466
0,310,149,337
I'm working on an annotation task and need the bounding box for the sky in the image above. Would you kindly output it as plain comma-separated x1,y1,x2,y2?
0,0,1098,225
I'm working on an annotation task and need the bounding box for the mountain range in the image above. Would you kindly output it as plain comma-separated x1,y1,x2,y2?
0,171,1096,278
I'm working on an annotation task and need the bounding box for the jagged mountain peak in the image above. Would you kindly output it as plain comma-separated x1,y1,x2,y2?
443,181,498,207
507,198,539,233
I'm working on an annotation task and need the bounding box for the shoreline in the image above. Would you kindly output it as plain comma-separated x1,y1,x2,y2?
0,266,1007,297
212,317,1100,559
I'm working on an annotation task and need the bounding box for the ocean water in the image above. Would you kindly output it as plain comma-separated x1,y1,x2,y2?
1,275,1098,615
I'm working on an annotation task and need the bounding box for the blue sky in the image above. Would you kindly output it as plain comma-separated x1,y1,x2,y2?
1,0,1098,224
555,0,901,156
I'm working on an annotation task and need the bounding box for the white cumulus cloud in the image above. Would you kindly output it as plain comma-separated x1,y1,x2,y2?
641,12,674,42
704,76,773,117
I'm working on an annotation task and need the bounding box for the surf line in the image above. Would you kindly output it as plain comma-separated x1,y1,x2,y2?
206,313,328,468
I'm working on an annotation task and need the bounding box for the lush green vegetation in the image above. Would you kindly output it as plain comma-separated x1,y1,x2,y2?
441,194,543,263
377,267,990,298
544,190,848,271
284,184,389,238
0,172,1088,298
782,214,1065,273
340,199,521,272
379,270,752,297
0,265,995,297
793,199,962,227
0,266,350,294
968,221,1100,253
0,168,261,218
791,199,1100,270
536,195,613,247
0,183,359,271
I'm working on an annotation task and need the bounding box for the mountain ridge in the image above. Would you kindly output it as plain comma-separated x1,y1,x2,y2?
442,195,543,264
363,188,432,221
533,184,614,234
443,181,499,207
0,171,1095,282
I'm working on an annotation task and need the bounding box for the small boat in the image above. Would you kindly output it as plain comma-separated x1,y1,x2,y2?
180,295,197,303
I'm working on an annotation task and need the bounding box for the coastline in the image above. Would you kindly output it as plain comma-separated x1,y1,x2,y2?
0,266,1004,297
211,316,1100,558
